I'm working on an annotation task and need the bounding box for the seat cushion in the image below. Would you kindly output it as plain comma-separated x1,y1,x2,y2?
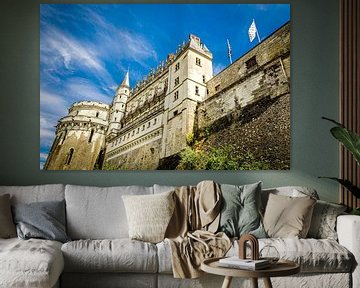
65,185,153,239
158,238,354,274
61,239,158,273
227,238,354,273
0,238,64,288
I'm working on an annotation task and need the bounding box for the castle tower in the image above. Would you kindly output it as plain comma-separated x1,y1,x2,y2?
44,101,110,170
107,71,130,140
161,34,213,158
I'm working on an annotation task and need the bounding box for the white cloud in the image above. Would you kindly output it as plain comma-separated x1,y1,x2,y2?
41,25,116,88
65,78,112,104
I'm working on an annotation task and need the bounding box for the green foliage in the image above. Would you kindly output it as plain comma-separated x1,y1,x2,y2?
323,117,360,165
102,162,119,170
186,133,195,146
321,117,360,200
176,144,269,170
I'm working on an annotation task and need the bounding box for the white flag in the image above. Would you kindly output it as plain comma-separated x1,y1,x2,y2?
248,19,257,42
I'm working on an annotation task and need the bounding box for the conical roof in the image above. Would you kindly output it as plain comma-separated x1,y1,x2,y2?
120,71,130,87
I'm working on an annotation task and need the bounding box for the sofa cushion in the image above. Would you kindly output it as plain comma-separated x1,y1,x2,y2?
218,182,266,238
61,239,158,273
158,237,353,274
0,184,65,204
307,200,347,240
12,200,70,243
0,238,64,288
122,191,175,243
261,186,319,212
263,193,316,238
0,194,16,238
65,185,153,239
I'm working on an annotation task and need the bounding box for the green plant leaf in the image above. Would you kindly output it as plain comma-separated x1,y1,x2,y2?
330,127,360,165
322,117,360,165
319,177,360,198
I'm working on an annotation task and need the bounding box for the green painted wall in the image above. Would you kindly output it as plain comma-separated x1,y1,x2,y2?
0,0,340,203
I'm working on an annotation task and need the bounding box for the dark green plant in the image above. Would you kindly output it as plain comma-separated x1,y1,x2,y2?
320,117,360,199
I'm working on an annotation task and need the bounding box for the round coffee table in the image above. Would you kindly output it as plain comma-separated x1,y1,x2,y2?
201,257,300,288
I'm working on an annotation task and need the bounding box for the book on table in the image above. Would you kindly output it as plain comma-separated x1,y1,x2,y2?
218,257,271,270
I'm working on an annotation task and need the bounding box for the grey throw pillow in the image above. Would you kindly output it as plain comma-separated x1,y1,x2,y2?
307,200,347,240
0,194,17,238
218,182,266,238
12,200,70,243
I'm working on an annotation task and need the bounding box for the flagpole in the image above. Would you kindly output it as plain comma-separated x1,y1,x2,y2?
227,39,233,64
253,19,261,43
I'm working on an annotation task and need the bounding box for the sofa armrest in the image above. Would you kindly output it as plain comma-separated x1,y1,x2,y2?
337,215,360,288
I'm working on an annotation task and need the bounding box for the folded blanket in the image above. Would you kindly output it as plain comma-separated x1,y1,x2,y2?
165,180,231,278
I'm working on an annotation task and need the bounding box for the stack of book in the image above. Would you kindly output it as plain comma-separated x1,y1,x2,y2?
218,257,271,270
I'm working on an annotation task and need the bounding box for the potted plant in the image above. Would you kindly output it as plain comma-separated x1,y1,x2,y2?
320,117,360,215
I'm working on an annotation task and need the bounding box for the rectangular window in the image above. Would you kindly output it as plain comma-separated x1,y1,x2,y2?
202,75,206,83
245,56,257,70
195,86,199,95
173,110,178,117
148,122,151,128
175,62,180,71
174,77,179,86
196,57,201,66
215,84,221,91
153,118,157,125
174,91,179,101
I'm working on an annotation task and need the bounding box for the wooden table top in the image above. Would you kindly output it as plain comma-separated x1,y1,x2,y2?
201,257,300,278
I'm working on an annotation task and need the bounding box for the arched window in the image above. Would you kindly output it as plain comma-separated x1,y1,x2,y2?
88,129,94,143
66,148,74,165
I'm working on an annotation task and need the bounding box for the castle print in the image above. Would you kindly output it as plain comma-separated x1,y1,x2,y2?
44,22,290,170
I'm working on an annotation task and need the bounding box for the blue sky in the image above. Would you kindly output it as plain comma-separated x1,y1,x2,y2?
40,4,290,169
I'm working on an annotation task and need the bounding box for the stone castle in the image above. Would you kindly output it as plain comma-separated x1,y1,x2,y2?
44,22,290,170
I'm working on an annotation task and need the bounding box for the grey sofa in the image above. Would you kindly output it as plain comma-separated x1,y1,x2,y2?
0,184,359,288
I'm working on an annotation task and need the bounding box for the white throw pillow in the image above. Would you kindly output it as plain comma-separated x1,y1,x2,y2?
122,191,175,243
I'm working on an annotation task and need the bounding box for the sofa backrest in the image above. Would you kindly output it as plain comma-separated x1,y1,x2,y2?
0,184,65,204
65,184,153,240
261,186,319,212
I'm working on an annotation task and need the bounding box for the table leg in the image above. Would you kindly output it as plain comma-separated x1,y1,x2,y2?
263,277,273,288
221,276,233,288
251,278,258,288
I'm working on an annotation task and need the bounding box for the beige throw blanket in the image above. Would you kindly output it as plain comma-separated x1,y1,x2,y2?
165,181,231,278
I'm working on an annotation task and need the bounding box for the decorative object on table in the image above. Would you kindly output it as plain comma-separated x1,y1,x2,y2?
259,245,280,265
320,117,360,211
238,233,260,260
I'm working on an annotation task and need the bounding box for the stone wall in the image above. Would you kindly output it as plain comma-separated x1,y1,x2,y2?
198,22,290,131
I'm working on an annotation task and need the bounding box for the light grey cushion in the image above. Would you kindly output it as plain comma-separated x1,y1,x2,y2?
263,193,316,238
12,200,70,243
229,238,353,273
61,239,158,273
122,191,175,243
0,194,16,238
218,182,266,238
0,238,64,288
261,186,319,213
308,200,347,240
65,185,154,239
0,184,65,204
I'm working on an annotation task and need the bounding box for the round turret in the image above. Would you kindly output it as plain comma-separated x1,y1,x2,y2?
44,101,110,170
